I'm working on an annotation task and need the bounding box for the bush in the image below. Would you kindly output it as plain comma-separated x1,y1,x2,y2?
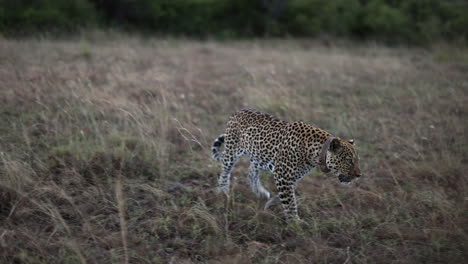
1,0,468,43
284,0,328,36
0,0,98,33
362,0,411,42
91,0,271,37
439,1,468,41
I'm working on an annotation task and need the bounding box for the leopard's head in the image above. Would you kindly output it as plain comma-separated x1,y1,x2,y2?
326,138,361,184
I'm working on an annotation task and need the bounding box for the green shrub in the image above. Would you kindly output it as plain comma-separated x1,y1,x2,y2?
284,0,361,36
324,0,361,36
1,0,468,43
0,0,98,33
285,0,327,36
439,1,468,40
92,0,270,37
363,0,411,42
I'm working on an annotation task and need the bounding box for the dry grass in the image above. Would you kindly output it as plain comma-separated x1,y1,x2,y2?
0,32,467,263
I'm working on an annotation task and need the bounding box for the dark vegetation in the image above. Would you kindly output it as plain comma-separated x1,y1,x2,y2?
1,0,468,43
0,34,467,263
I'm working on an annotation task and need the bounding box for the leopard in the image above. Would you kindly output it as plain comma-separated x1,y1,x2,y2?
211,108,361,220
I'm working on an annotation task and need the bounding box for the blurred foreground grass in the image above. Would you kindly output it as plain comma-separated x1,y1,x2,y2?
0,33,467,263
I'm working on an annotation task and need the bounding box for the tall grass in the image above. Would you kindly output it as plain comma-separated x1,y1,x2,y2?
0,33,467,263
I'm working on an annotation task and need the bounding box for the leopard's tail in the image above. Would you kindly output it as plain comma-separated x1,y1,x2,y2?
211,134,225,161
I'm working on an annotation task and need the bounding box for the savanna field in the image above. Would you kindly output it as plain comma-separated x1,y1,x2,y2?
0,33,467,263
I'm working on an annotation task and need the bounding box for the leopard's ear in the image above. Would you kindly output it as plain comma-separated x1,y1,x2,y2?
329,138,342,152
348,139,354,145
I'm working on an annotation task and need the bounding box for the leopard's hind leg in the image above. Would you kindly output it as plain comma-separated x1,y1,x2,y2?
247,163,270,199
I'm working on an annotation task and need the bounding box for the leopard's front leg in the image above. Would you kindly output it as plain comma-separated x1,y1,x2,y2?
273,168,300,220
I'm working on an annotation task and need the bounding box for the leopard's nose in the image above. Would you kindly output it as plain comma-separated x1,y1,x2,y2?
354,167,362,178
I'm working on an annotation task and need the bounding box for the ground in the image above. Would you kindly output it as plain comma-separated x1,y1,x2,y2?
0,33,467,263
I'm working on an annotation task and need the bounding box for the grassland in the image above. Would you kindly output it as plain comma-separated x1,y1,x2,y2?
0,33,467,263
